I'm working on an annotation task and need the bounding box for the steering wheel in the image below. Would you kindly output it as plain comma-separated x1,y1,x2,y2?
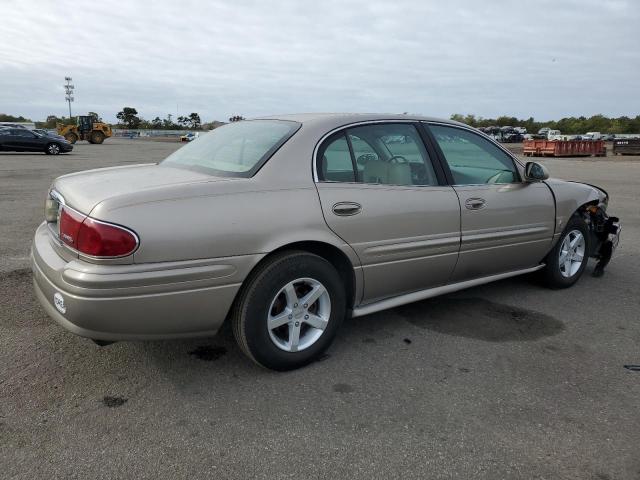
388,155,408,164
356,153,377,165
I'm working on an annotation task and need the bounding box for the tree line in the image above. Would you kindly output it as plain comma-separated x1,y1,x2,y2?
114,108,245,130
450,113,640,134
115,107,205,130
4,111,639,134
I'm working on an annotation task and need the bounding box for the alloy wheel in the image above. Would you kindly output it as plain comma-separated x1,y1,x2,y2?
559,229,586,278
267,277,331,352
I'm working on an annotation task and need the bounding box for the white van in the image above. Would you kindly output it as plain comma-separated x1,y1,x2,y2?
583,132,602,140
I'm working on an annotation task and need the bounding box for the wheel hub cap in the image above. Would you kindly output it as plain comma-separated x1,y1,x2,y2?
267,277,331,352
559,229,586,278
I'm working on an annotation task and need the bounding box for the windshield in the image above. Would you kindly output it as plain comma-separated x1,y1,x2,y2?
160,120,300,177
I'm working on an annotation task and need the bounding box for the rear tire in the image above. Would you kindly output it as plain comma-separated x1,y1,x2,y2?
231,251,346,371
64,133,78,144
541,215,590,289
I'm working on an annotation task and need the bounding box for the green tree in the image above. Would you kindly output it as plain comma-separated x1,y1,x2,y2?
229,115,245,122
188,112,201,129
447,113,640,135
162,114,177,129
0,113,31,122
177,115,189,128
116,107,141,128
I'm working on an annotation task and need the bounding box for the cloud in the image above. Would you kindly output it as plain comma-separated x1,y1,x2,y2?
1,0,638,122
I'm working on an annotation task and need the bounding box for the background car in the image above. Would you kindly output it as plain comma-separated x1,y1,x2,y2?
0,128,73,154
31,114,620,370
180,132,198,142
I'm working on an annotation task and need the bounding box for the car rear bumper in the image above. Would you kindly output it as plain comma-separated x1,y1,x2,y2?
31,222,261,341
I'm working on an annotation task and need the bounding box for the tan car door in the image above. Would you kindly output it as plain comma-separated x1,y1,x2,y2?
314,123,461,304
426,123,555,282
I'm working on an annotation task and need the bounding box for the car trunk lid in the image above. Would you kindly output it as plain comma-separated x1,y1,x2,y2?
44,164,230,263
51,164,216,214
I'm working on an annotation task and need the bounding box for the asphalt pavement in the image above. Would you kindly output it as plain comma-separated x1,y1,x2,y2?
1,139,639,479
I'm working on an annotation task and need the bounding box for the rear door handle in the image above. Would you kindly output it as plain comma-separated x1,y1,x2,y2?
465,198,486,210
332,202,362,216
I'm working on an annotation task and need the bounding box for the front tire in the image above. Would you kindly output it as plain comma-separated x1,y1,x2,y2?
541,215,590,288
45,143,61,155
90,131,105,144
64,133,78,144
231,251,346,371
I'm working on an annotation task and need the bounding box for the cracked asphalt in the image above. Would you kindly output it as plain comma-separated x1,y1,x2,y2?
1,139,639,479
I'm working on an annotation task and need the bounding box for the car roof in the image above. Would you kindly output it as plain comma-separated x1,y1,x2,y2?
253,113,467,132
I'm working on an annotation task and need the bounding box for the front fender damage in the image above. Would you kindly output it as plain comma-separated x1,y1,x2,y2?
581,202,621,277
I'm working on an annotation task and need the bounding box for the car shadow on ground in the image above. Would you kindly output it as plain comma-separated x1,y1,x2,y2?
2,268,568,384
127,272,566,374
0,152,63,156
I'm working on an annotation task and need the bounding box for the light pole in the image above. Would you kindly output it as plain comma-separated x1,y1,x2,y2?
64,77,74,119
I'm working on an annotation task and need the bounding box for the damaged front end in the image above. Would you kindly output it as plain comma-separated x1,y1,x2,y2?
581,193,621,277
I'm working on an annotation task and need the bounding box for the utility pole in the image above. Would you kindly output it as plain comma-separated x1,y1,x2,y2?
64,77,74,119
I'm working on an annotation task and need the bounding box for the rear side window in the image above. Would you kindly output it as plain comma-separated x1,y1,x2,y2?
13,129,34,137
318,123,438,186
318,134,355,182
428,124,519,185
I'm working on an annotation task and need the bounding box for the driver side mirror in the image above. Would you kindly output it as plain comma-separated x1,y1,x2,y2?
524,162,549,182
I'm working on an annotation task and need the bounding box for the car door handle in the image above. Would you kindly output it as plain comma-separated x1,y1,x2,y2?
332,202,362,216
465,198,486,210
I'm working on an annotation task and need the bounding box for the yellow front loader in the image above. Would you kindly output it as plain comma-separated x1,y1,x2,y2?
57,115,112,144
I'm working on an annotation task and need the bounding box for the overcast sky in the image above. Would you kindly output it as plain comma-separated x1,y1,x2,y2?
1,0,638,123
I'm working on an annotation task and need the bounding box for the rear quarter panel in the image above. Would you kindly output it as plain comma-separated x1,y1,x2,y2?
90,183,358,266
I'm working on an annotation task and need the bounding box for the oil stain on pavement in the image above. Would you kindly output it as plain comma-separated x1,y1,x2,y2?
188,345,227,361
396,297,564,342
102,396,128,408
332,383,354,393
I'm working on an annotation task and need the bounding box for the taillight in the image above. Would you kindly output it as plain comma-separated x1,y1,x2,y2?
59,206,138,257
59,207,84,248
77,217,138,257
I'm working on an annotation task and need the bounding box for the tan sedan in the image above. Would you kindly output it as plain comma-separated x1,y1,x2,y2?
31,114,621,370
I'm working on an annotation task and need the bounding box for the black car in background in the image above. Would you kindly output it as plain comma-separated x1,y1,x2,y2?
0,128,73,154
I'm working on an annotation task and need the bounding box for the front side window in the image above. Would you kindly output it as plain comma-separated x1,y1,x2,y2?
161,120,300,177
428,124,519,185
318,123,438,186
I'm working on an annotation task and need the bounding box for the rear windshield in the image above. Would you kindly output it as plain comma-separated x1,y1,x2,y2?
160,120,300,177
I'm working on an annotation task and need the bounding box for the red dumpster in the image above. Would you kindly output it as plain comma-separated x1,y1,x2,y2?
523,140,606,157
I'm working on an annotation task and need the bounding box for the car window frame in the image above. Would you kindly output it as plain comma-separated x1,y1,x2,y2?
315,121,448,187
422,121,524,186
